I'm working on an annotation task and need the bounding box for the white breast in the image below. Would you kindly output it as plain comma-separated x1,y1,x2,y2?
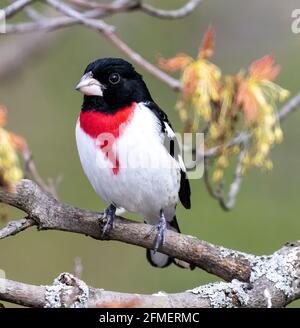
75,103,180,223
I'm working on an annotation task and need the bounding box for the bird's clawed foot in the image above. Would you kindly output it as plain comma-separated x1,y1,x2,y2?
100,204,116,237
146,210,167,253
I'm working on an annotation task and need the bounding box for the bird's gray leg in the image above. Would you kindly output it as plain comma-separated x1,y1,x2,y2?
146,209,167,253
100,204,116,236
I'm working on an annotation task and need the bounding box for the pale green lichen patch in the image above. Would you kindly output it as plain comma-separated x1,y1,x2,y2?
250,250,299,298
219,246,257,261
187,280,249,308
44,284,62,308
231,279,250,305
44,273,89,308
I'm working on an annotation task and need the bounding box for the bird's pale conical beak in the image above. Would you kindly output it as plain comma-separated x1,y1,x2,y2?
75,72,104,96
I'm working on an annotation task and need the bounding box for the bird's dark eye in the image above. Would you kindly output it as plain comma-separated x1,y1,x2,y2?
109,73,121,84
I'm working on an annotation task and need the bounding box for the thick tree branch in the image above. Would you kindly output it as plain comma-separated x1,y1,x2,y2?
1,240,300,308
0,179,252,282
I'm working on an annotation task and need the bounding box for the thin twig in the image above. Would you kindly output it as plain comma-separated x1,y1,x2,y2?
67,0,105,9
66,0,203,19
4,1,133,34
4,0,181,91
5,9,106,33
103,32,181,91
204,143,248,211
3,0,35,19
222,144,247,210
44,0,182,91
0,217,35,239
278,92,300,121
67,0,139,10
140,0,203,19
203,157,222,200
46,0,114,32
24,6,45,21
22,146,59,198
73,257,83,279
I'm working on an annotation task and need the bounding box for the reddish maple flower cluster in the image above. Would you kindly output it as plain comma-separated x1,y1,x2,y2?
159,27,289,182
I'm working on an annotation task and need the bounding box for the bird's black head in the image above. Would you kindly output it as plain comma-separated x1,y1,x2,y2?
76,58,153,113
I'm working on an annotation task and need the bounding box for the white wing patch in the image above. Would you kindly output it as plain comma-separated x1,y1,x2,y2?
164,122,176,139
178,155,186,172
163,122,186,172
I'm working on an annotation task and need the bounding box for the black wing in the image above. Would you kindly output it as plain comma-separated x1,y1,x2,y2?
144,101,191,209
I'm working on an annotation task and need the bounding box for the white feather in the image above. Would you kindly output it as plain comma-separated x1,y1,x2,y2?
164,122,186,173
164,122,176,138
178,155,186,172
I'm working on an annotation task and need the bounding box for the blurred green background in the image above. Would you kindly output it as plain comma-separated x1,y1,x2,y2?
1,0,300,307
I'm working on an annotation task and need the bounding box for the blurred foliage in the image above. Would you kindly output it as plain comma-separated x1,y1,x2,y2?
0,0,300,308
0,106,23,189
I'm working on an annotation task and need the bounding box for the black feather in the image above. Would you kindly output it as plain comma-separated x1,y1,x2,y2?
146,249,172,268
179,171,191,209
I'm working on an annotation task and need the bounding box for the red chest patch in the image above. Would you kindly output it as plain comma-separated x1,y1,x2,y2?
79,103,136,175
79,103,136,138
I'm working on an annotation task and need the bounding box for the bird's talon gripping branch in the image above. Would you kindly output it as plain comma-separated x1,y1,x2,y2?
146,210,167,253
100,204,116,237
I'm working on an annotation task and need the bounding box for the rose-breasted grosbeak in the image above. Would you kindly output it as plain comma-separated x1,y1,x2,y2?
75,58,191,269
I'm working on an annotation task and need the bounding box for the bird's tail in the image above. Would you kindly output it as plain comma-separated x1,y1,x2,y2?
146,216,194,269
